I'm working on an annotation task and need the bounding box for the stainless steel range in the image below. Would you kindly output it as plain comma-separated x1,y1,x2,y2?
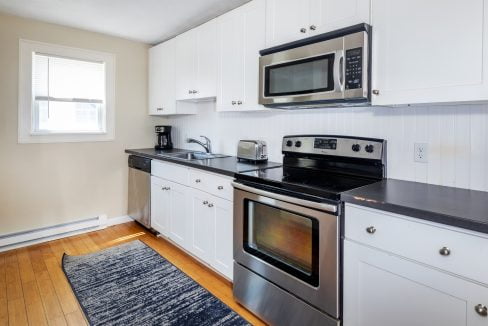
232,135,387,326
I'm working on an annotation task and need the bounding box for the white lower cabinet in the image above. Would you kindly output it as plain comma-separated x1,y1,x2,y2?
150,163,234,280
210,196,233,279
344,204,488,326
188,188,215,262
188,188,233,280
150,176,171,237
151,176,190,250
344,240,488,326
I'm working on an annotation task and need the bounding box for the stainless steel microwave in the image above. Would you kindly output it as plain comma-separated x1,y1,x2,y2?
259,24,371,109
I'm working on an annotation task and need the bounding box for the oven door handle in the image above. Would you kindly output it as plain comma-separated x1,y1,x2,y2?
232,182,338,213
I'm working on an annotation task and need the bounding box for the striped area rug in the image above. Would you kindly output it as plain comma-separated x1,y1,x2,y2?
62,240,250,325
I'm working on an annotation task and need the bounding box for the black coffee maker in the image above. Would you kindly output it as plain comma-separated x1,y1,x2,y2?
155,125,173,150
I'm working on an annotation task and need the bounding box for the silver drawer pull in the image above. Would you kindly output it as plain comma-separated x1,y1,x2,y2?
156,107,163,111
217,186,224,190
309,25,317,31
195,179,201,183
366,226,376,234
300,27,307,33
237,101,242,105
161,187,170,190
475,304,488,317
232,101,236,105
439,247,451,256
203,201,208,205
208,203,214,208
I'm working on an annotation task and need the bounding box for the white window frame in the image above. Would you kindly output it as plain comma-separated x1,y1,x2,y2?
18,39,116,143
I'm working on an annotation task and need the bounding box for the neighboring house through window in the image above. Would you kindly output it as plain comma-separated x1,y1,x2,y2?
18,39,115,143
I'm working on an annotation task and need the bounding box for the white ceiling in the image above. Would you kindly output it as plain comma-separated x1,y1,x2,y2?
0,0,250,44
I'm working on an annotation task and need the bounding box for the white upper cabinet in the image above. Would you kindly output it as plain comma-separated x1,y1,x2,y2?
310,0,371,35
265,0,370,47
216,0,267,111
265,0,310,47
148,40,176,115
371,0,488,106
175,19,217,101
148,39,197,115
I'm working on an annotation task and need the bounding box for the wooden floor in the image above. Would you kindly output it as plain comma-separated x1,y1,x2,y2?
0,222,266,326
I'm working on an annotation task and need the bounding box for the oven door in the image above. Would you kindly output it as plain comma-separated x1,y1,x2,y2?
233,183,340,318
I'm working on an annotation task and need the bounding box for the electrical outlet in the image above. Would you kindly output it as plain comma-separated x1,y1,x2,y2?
414,143,428,163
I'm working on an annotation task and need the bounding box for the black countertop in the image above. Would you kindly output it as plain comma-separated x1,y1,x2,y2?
342,179,488,234
125,148,282,177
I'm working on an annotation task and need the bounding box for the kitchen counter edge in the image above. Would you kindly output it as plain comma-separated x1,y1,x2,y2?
341,179,488,235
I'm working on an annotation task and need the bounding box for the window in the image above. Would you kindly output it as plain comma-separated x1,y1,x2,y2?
19,40,115,143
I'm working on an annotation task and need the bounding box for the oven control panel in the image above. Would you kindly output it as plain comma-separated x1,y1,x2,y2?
282,135,385,160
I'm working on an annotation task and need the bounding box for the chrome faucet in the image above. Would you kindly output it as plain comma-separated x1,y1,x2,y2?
187,136,212,153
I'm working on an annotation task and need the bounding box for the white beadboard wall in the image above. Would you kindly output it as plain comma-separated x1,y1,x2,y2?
167,102,488,192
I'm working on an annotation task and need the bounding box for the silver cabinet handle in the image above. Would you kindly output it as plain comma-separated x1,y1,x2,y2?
439,247,451,256
366,226,376,234
161,187,170,190
188,90,192,94
195,179,201,183
309,25,317,30
232,101,237,105
300,28,307,33
372,89,380,95
192,90,198,94
203,200,208,205
237,101,242,105
208,203,214,208
156,107,163,111
217,186,224,190
475,304,488,317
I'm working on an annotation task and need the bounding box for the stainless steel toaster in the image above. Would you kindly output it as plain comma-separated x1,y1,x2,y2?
237,140,268,162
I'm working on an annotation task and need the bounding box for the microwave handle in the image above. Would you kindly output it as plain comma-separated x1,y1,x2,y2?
333,50,344,92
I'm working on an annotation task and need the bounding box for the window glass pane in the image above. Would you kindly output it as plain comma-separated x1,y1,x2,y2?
35,100,102,132
33,54,105,100
33,55,49,97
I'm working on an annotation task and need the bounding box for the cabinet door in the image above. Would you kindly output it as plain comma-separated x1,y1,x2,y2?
188,189,215,262
309,0,370,35
217,0,266,112
344,240,488,326
150,177,170,236
148,40,176,115
371,0,488,105
216,8,242,111
167,181,190,250
175,30,197,101
195,19,218,99
240,0,266,111
210,196,233,280
265,0,311,47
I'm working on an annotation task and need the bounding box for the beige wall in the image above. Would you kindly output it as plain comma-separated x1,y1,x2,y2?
0,13,163,234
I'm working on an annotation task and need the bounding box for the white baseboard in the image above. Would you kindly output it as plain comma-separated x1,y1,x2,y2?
0,214,134,253
107,215,134,226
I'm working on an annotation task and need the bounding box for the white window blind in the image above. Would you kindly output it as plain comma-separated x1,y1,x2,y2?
32,53,106,133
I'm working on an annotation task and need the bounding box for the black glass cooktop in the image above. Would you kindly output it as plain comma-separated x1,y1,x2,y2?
235,166,380,201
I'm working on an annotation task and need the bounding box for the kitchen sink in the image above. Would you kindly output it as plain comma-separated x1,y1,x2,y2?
160,152,230,160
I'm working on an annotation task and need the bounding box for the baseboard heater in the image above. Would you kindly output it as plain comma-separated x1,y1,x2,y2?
0,215,107,252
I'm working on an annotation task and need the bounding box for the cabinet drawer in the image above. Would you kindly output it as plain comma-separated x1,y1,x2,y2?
151,160,189,185
188,169,233,200
345,204,488,285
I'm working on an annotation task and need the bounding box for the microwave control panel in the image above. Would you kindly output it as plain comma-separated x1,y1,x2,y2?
345,47,363,90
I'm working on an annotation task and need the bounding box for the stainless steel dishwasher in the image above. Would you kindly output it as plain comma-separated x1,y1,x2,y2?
128,155,151,228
